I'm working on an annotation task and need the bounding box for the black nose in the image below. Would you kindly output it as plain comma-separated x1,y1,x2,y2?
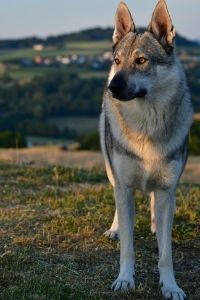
108,74,127,94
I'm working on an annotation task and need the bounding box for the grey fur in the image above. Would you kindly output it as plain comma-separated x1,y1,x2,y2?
99,1,193,299
105,115,141,161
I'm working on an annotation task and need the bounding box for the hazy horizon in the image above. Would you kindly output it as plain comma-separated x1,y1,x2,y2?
0,24,199,42
0,0,200,41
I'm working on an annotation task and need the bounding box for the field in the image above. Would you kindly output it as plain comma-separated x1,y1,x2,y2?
0,40,111,82
4,65,107,82
0,149,199,299
0,41,112,62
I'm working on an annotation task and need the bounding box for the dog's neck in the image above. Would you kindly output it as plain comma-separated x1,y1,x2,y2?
105,92,177,141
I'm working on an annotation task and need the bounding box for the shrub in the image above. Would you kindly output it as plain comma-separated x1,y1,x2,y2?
0,131,26,148
189,121,200,155
16,120,59,137
78,131,100,151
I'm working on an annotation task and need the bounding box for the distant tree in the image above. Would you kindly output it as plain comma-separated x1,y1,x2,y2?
78,131,100,151
189,121,200,155
0,27,198,50
16,120,59,137
0,131,26,148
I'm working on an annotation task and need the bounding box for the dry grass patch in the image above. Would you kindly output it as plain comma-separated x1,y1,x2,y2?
0,163,199,299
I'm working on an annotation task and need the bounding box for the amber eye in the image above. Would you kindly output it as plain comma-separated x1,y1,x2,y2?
135,57,147,65
114,58,120,65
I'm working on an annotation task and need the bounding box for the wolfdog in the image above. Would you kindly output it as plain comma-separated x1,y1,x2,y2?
99,1,193,299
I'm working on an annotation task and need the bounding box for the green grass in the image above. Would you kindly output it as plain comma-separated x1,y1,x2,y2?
0,40,111,81
0,163,199,299
0,48,68,62
65,40,112,52
8,66,107,82
0,40,112,63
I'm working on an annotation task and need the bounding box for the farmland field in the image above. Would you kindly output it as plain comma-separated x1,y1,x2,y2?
64,40,112,51
5,65,107,82
0,163,199,299
0,41,112,62
0,40,111,82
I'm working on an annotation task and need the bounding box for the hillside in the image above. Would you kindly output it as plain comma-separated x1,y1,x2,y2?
0,27,199,49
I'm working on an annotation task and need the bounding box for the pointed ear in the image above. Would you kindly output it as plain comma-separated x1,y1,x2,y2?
148,0,175,49
113,2,135,45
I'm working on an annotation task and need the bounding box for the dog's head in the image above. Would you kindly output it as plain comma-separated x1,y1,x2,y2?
108,0,177,101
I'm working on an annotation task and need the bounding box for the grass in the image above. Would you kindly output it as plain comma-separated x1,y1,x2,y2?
0,163,199,299
6,67,107,82
0,40,112,63
6,65,107,82
0,48,68,62
0,40,111,82
64,40,112,51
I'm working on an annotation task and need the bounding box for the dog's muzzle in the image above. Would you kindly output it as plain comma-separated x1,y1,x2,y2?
108,73,147,101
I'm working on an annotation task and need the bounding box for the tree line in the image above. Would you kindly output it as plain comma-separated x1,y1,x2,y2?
0,27,198,50
0,72,105,138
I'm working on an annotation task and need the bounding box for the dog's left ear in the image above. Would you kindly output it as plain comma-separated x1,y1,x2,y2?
148,0,175,50
113,2,135,45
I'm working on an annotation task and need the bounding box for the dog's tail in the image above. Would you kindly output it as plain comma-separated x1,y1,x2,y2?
150,192,156,234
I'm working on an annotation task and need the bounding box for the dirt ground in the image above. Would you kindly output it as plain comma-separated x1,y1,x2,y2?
0,146,199,184
0,164,199,299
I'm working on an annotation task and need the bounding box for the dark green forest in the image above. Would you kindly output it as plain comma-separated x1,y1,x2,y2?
0,72,104,137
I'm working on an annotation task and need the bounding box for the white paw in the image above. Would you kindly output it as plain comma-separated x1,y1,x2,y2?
111,275,135,291
160,283,186,300
104,229,120,240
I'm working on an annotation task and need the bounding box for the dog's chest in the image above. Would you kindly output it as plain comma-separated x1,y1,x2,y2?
138,158,173,191
113,148,175,192
104,99,183,190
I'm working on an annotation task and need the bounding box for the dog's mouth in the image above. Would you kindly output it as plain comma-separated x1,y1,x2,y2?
110,89,147,101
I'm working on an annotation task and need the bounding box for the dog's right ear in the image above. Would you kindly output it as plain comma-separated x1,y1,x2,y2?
113,2,135,45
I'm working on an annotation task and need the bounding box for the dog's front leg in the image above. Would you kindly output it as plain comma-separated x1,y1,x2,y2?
111,185,135,291
154,188,186,300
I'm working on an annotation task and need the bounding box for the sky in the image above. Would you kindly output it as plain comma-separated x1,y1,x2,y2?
0,0,200,40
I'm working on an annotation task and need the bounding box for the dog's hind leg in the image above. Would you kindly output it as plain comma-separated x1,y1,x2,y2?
104,209,119,240
103,161,120,240
154,188,186,300
150,192,156,233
